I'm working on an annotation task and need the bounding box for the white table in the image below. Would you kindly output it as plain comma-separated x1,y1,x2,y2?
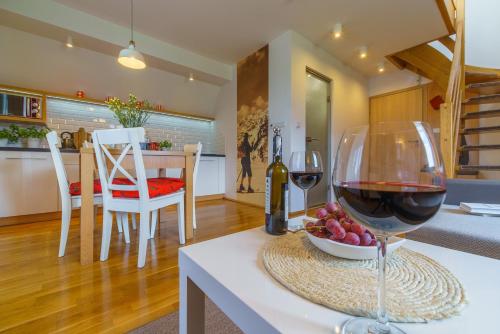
179,227,500,334
408,204,500,259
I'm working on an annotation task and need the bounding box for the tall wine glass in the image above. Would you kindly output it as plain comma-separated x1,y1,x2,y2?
333,122,446,334
289,151,323,218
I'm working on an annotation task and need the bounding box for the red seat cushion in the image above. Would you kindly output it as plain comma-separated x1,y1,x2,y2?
69,177,184,198
69,179,102,196
111,177,185,198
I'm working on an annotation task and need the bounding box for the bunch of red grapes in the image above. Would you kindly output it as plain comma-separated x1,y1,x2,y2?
305,202,377,246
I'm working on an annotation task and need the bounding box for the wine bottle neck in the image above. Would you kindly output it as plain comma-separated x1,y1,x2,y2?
273,134,282,162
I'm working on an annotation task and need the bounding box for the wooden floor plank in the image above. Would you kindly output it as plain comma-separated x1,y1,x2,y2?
0,200,263,333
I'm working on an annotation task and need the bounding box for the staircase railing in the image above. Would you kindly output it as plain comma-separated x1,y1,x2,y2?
440,0,464,178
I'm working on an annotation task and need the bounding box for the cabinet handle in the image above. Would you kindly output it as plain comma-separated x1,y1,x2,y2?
5,157,48,160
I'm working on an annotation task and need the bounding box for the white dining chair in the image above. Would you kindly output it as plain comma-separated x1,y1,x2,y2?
92,127,185,268
46,131,130,257
82,140,131,240
150,142,201,238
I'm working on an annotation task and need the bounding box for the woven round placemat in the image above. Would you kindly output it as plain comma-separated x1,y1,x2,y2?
262,232,467,323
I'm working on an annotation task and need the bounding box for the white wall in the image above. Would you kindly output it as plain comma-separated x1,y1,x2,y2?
465,0,500,69
368,69,431,96
214,65,238,199
0,25,221,118
270,31,369,212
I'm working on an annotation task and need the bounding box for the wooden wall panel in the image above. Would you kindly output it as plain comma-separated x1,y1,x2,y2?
369,82,479,175
370,86,423,124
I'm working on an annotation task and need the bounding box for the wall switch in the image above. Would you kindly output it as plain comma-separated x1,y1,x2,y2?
270,121,286,129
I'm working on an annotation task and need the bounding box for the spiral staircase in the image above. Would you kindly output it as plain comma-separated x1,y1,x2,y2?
387,0,500,178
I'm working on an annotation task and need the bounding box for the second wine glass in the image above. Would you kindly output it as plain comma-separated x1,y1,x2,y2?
289,151,323,218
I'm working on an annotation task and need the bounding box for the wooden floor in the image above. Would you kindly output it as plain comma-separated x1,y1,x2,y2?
0,200,263,334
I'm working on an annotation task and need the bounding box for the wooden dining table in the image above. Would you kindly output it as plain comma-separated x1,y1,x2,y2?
79,147,195,265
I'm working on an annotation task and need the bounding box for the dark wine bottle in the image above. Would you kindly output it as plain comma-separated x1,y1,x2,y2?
265,127,289,235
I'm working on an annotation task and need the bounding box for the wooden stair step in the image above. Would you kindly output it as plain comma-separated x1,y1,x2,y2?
465,66,500,84
466,81,500,95
462,109,500,119
462,93,500,105
457,165,500,172
438,36,454,53
459,144,500,151
461,125,500,134
455,169,480,176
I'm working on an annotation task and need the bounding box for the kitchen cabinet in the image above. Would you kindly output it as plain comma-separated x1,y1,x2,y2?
161,156,226,196
0,150,226,218
0,152,24,217
196,157,219,196
197,156,225,196
0,151,58,217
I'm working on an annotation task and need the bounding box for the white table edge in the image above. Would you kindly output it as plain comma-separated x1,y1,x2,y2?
178,227,500,334
179,249,279,334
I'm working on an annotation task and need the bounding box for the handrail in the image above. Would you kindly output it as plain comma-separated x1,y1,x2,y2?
440,0,465,178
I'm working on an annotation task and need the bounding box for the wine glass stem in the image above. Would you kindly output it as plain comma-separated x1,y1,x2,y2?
303,189,308,218
372,236,390,333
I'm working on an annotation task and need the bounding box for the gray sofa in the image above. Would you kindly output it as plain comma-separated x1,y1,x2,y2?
443,178,500,205
407,178,500,259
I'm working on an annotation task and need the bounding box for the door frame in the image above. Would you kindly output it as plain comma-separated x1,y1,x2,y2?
305,67,333,203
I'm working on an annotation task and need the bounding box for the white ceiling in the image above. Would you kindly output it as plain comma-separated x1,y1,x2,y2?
55,0,448,76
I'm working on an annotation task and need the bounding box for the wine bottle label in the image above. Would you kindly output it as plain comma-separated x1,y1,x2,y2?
265,176,271,214
284,183,289,221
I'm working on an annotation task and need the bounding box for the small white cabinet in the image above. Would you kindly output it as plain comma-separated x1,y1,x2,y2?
0,151,58,217
0,152,25,217
196,156,225,196
160,155,226,197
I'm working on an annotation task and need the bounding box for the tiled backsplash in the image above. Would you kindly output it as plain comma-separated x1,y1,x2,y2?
44,98,224,153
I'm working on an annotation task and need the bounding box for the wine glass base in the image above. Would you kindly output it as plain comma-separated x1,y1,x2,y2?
341,318,405,334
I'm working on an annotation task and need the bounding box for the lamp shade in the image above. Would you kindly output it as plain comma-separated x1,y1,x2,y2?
118,41,146,69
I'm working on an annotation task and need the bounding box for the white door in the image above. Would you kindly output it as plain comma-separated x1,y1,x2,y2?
306,71,331,206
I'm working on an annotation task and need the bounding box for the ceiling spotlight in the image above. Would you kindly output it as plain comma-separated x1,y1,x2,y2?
189,73,195,81
332,23,342,39
377,63,385,73
65,36,73,48
359,46,368,59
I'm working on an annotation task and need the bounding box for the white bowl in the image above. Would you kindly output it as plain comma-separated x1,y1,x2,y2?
306,232,406,260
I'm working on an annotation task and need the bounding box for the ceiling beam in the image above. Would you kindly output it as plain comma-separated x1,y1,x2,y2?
389,44,451,90
0,0,233,85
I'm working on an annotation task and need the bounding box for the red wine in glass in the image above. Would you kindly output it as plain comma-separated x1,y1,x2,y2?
333,181,446,234
290,171,323,190
289,151,323,218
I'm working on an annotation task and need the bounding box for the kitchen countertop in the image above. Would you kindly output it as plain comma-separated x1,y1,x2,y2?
0,146,225,157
